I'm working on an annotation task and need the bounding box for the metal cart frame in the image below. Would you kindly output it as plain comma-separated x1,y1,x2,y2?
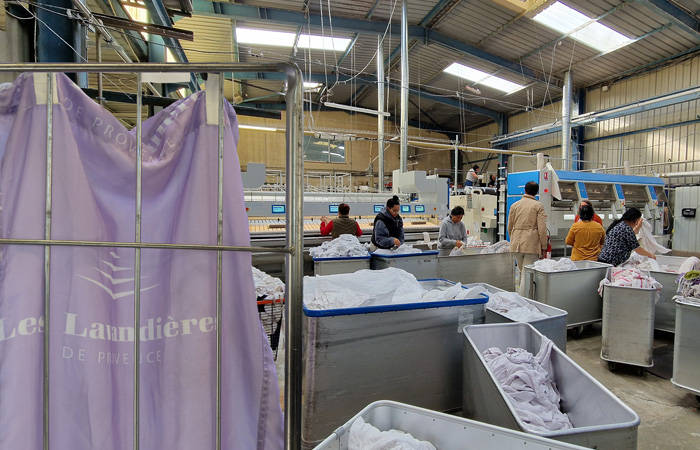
0,63,304,450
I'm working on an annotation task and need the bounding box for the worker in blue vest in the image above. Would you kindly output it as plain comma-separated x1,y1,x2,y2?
371,195,405,251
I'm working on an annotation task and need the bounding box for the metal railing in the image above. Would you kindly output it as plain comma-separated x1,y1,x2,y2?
0,63,304,450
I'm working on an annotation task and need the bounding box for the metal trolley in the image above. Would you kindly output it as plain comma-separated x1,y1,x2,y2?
672,297,700,404
0,63,305,450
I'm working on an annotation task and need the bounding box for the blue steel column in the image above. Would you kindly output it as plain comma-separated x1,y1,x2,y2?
36,0,79,81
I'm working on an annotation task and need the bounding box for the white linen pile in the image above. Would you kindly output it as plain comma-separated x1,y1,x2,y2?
487,292,548,322
310,234,370,258
620,253,669,272
678,256,700,274
252,267,285,300
373,243,423,255
598,268,662,298
531,258,577,272
348,417,436,450
415,231,438,249
480,240,510,254
304,268,486,310
638,218,671,254
483,338,573,433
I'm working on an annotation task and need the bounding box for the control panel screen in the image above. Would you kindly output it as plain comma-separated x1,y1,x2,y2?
415,205,425,213
271,205,285,214
401,205,411,213
374,205,383,213
329,205,339,213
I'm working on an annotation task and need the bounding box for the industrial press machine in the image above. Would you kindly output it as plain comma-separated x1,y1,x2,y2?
506,169,667,251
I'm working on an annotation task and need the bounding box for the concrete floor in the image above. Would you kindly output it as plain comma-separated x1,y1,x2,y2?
565,325,700,450
275,324,700,449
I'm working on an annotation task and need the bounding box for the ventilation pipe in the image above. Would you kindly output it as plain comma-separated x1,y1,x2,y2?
562,70,573,170
400,0,409,173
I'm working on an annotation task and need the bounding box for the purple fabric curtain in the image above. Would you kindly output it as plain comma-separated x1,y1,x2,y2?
0,73,283,449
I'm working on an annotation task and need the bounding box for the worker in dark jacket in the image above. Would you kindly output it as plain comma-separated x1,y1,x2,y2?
320,203,363,239
371,196,404,251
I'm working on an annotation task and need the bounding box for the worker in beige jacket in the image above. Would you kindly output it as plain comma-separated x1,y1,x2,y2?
508,181,548,295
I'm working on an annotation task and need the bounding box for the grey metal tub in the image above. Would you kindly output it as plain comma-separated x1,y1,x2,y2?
302,280,488,448
312,255,370,276
438,252,515,291
672,297,700,402
314,400,587,450
650,255,687,333
475,282,568,352
370,250,439,279
463,323,640,450
601,267,658,371
523,260,611,328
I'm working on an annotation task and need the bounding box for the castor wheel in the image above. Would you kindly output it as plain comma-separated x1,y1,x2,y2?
636,366,646,377
696,395,700,405
607,361,617,372
571,326,585,338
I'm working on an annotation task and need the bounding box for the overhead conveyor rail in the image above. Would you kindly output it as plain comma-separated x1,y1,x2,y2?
0,62,304,450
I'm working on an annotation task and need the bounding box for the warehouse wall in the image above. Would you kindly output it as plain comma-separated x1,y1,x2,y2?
237,110,452,190
584,55,700,185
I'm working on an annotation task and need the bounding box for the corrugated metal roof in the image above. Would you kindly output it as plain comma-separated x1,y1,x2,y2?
12,0,700,132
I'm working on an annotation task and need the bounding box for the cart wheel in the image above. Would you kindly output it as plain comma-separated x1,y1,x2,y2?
607,361,617,372
571,326,584,338
636,367,646,377
696,395,700,405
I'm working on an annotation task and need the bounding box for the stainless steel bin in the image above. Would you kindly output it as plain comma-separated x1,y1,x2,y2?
438,252,515,291
672,297,700,402
478,282,568,352
370,250,439,279
463,323,640,450
302,281,488,447
312,255,370,276
314,400,587,450
601,268,658,371
650,255,687,332
523,260,611,329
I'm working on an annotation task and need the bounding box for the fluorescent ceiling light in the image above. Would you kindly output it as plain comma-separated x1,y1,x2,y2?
239,124,280,132
236,28,350,51
443,63,525,94
324,102,391,117
532,2,632,53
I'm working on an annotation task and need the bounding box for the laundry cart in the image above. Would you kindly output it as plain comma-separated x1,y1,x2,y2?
600,268,659,373
302,280,488,448
475,282,568,352
314,400,587,450
672,297,700,404
438,252,515,291
462,323,640,450
370,250,439,279
313,255,370,276
650,255,688,332
523,260,611,331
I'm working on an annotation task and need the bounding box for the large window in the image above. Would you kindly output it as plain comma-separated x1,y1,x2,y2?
303,136,346,163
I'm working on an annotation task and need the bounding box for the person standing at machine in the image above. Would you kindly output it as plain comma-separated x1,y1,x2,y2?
487,174,498,188
371,196,405,251
574,199,603,226
320,203,363,239
598,207,657,266
508,181,548,295
565,203,606,261
465,165,480,186
438,206,467,250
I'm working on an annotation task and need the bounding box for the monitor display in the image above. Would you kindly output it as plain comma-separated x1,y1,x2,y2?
374,205,383,213
401,205,411,213
415,205,425,213
271,205,285,214
329,205,339,214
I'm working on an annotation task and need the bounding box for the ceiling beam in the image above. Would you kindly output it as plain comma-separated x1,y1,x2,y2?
142,0,199,91
639,0,700,39
95,0,148,60
230,71,501,119
191,0,562,87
